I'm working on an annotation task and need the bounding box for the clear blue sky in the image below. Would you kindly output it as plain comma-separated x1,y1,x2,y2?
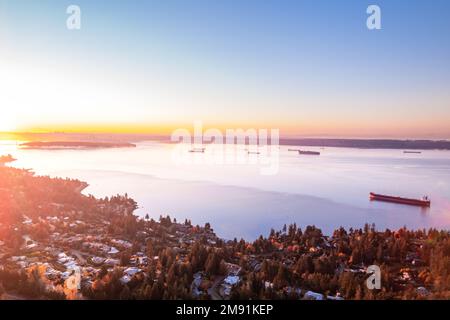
1,0,450,138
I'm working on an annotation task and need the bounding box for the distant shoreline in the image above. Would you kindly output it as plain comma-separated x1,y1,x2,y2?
20,141,137,149
168,137,450,150
3,132,450,150
278,138,450,150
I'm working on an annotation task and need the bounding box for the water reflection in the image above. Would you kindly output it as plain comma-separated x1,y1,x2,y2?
1,141,450,239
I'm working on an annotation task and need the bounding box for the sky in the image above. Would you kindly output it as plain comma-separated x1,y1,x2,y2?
1,0,450,138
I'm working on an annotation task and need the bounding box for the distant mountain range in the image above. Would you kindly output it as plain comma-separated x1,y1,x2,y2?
2,132,450,150
279,138,450,150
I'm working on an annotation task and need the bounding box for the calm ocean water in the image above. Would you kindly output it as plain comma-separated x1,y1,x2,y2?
2,141,450,240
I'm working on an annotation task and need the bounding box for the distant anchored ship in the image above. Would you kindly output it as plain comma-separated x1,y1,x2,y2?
288,148,320,155
298,150,320,156
189,147,206,153
369,192,431,207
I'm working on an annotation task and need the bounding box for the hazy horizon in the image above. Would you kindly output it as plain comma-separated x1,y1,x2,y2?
1,131,450,141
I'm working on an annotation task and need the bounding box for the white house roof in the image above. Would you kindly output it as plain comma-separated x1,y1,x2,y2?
124,267,142,276
224,276,240,286
108,247,119,255
304,291,324,300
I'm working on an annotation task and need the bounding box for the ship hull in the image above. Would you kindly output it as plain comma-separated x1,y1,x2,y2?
298,151,320,155
369,193,430,207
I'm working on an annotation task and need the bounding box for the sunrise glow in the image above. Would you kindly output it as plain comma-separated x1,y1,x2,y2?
0,1,449,138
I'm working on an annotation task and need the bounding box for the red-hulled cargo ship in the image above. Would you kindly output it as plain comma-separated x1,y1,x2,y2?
369,192,431,207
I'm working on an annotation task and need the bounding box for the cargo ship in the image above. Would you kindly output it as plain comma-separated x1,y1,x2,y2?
298,150,320,156
369,192,431,207
403,151,422,154
189,147,206,153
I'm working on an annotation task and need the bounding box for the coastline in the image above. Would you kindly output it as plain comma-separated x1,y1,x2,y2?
1,164,449,300
3,132,450,150
20,141,137,150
